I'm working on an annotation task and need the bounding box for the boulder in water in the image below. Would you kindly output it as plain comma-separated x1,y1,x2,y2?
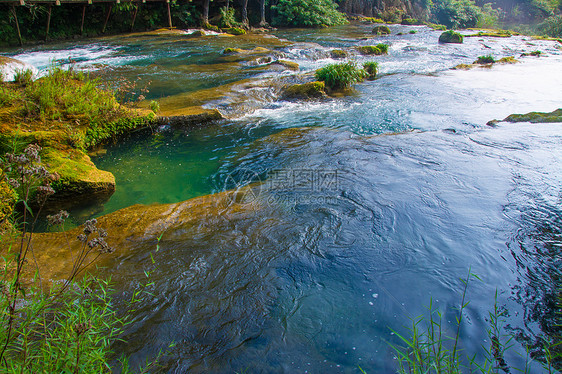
283,81,326,99
372,26,391,35
439,30,463,43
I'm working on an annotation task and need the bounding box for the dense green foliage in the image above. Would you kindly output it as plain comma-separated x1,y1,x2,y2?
433,0,482,28
272,0,348,27
537,14,562,36
315,62,368,90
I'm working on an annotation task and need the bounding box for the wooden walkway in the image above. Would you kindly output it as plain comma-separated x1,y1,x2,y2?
1,0,177,45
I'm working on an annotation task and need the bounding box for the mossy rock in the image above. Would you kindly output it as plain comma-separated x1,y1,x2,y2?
409,30,417,34
452,63,474,70
283,81,326,99
202,23,220,32
439,30,463,44
330,49,347,59
372,25,391,35
274,60,300,71
223,47,243,54
474,55,495,64
227,27,246,35
520,50,541,57
188,30,207,37
401,18,422,25
363,62,378,80
504,109,562,123
358,44,388,55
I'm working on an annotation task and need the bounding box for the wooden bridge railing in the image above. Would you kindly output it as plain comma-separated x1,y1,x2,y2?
1,0,178,46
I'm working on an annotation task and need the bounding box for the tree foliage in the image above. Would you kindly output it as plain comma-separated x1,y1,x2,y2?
272,0,348,27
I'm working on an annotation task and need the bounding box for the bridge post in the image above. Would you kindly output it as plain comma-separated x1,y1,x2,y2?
81,4,86,35
167,0,173,29
131,3,139,32
11,5,23,46
102,3,113,34
45,4,52,41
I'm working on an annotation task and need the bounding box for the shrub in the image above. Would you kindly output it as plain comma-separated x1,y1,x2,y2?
363,62,378,80
432,0,482,29
218,6,240,28
272,0,348,27
439,30,464,43
315,62,368,90
372,25,391,34
150,100,160,113
476,54,495,63
14,68,34,86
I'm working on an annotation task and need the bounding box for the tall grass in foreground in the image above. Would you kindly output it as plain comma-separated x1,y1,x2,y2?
378,270,561,374
0,144,166,372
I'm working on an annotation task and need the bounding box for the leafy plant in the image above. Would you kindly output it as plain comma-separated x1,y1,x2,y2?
218,6,240,28
315,62,368,90
150,100,160,113
272,0,348,27
537,14,562,37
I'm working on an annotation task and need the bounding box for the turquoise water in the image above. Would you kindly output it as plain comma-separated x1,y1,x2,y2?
5,24,562,373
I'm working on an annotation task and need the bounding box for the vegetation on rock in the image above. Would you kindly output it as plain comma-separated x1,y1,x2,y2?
372,25,391,34
358,44,389,55
363,61,379,80
475,54,495,63
226,27,246,35
330,49,348,59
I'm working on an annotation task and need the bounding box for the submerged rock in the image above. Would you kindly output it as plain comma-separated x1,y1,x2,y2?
283,81,327,99
439,30,463,44
401,18,422,25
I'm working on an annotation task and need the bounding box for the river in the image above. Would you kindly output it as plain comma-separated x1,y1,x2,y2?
4,23,562,372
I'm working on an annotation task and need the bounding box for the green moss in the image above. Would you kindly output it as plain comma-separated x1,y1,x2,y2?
284,81,326,99
330,49,347,59
452,63,474,69
226,27,246,35
496,56,518,64
363,62,378,80
358,44,389,55
426,23,447,30
401,18,422,25
373,25,391,35
409,30,417,34
439,30,464,43
362,17,385,23
467,30,512,37
84,111,155,149
504,109,562,123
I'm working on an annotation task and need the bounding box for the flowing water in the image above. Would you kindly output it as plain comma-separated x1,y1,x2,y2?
4,23,562,372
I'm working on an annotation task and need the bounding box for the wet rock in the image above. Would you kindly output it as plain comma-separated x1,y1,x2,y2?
358,44,388,55
401,18,422,25
0,56,37,82
439,30,463,44
226,27,246,35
